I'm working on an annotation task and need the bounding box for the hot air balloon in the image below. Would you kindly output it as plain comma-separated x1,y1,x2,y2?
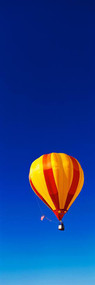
29,153,84,230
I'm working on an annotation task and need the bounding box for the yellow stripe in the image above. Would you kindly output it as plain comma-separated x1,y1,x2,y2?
67,160,84,210
29,155,55,210
51,153,73,209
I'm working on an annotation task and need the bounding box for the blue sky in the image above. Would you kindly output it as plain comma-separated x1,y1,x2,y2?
0,0,95,284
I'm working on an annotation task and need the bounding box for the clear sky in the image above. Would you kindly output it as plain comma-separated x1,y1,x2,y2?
0,1,95,284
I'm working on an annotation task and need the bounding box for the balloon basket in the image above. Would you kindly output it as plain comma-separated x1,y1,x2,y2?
58,221,64,231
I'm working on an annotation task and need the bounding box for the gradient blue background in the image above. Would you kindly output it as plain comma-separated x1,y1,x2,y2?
0,1,95,284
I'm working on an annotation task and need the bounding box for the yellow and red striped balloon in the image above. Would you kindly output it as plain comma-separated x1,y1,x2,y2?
29,153,84,221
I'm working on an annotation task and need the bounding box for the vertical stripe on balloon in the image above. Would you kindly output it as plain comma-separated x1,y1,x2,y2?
64,157,80,211
43,154,60,209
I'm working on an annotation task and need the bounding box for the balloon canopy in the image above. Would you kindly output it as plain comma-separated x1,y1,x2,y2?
29,153,84,221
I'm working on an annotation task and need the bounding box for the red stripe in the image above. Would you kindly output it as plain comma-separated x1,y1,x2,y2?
53,209,66,221
43,154,60,210
29,178,52,211
64,156,80,211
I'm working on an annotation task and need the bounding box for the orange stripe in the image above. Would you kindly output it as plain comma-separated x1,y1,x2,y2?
43,154,60,210
64,157,80,211
29,178,52,210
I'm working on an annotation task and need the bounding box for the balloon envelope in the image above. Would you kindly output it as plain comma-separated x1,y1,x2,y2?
29,153,84,220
